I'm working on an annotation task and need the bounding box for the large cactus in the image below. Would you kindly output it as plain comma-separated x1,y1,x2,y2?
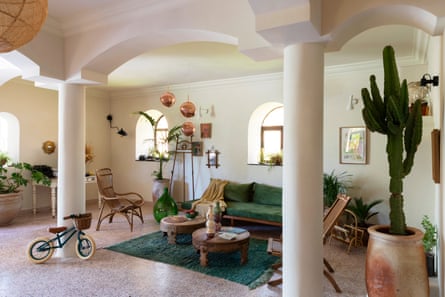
361,45,423,235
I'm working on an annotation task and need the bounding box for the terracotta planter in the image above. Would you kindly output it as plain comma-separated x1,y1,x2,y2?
152,178,170,203
366,225,429,297
0,192,22,225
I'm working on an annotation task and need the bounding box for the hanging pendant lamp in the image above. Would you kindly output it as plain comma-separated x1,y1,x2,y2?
160,91,176,107
181,121,195,136
0,0,48,53
180,96,196,117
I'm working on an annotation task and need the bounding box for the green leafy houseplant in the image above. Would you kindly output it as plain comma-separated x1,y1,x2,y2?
0,161,50,194
136,111,182,180
323,170,352,207
361,45,423,235
421,215,437,253
347,197,383,227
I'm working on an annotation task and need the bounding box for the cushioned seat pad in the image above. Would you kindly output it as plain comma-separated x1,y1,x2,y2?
225,201,282,223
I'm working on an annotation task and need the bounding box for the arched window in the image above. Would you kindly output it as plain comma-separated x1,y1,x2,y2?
135,109,170,160
247,102,283,165
0,112,20,162
261,107,283,164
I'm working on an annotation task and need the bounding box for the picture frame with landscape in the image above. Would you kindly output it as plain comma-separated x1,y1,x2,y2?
339,126,368,164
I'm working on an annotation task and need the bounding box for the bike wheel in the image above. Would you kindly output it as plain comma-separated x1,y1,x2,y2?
27,237,54,264
76,234,96,260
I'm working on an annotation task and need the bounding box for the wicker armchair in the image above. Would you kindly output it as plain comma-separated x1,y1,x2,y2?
95,168,144,232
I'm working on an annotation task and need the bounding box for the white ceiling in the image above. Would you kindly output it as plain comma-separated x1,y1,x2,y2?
43,1,429,90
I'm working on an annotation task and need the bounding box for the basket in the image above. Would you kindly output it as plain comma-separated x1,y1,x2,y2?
73,213,92,230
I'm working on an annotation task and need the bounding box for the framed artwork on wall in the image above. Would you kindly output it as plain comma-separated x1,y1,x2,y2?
340,126,368,164
200,123,212,138
192,141,203,156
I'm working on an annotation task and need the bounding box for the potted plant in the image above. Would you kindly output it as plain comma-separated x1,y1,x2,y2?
421,215,437,277
0,157,50,225
361,45,428,296
347,197,383,245
136,111,182,201
323,170,352,208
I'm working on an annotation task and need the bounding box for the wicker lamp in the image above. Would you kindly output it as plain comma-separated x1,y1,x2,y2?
0,0,48,53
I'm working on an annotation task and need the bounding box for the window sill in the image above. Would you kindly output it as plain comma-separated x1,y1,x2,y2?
247,163,282,167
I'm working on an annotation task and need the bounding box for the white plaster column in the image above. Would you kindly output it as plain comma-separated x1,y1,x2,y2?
282,43,324,296
56,83,86,257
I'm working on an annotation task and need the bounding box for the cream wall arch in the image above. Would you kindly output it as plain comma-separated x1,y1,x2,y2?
325,5,440,52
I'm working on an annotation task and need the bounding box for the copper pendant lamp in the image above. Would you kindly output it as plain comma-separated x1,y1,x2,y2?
0,0,48,53
181,121,195,136
160,91,176,107
180,96,196,117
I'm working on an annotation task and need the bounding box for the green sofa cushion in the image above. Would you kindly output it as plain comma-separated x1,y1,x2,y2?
252,183,282,206
225,201,282,223
224,182,254,202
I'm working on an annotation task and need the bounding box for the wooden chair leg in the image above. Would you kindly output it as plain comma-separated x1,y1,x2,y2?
323,258,334,273
324,269,342,293
268,278,282,286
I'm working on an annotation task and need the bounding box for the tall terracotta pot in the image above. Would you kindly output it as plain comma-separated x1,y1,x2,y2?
152,178,170,203
0,192,22,225
366,225,429,297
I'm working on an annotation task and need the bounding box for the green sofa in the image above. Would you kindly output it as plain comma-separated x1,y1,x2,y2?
182,182,282,227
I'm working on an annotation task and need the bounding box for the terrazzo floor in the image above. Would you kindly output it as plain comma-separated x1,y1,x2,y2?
0,200,367,297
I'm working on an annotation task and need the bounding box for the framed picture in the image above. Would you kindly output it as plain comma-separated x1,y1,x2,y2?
192,141,203,156
200,123,212,138
340,126,368,164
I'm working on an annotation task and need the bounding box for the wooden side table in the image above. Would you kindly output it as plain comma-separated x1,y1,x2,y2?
32,176,97,218
160,215,206,244
192,227,250,267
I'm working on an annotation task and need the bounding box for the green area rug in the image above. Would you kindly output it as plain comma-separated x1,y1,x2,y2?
106,231,279,289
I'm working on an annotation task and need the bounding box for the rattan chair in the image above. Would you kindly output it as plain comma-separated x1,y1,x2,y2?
329,209,364,253
266,194,350,290
95,168,144,232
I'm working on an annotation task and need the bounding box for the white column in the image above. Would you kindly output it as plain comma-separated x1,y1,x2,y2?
56,83,86,257
282,43,324,296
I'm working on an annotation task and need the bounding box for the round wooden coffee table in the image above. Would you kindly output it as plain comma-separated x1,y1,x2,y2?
160,215,206,244
192,227,250,267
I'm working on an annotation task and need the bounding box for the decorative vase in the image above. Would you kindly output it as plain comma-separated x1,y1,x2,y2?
213,201,222,232
152,178,170,203
206,205,216,238
0,192,22,226
366,225,429,297
153,187,178,223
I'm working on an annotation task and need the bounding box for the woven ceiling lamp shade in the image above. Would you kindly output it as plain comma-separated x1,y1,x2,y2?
0,0,48,53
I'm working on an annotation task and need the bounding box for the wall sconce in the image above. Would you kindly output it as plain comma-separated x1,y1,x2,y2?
346,95,359,111
206,148,220,168
420,74,439,87
199,105,215,118
42,140,56,154
106,114,128,136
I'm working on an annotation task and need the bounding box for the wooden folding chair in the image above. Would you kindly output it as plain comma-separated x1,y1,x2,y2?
322,194,351,293
267,236,283,286
266,194,350,289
